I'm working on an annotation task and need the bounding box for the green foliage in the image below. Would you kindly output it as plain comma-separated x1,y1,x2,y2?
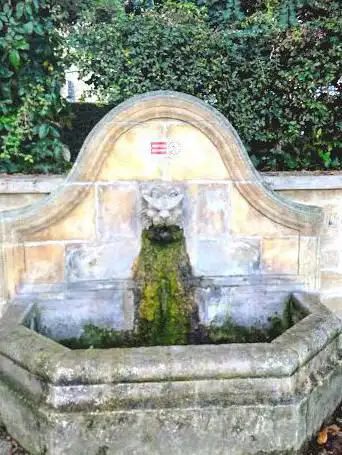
68,0,342,171
0,0,70,173
194,0,245,26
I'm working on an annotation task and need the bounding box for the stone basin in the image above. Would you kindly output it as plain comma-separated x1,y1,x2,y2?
0,292,341,455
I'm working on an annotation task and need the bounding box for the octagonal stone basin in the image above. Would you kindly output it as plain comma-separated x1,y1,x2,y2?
0,292,341,455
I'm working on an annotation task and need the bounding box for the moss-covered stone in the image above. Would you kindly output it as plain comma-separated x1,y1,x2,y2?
197,297,308,344
57,292,308,349
133,226,195,346
59,325,135,350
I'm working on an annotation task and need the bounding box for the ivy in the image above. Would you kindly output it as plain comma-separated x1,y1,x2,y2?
0,0,70,173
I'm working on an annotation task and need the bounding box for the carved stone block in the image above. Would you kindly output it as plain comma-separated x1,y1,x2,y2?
141,184,184,228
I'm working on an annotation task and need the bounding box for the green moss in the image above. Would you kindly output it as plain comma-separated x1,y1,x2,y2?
59,325,135,350
60,226,195,349
133,226,194,346
57,272,309,349
199,298,307,344
57,296,308,349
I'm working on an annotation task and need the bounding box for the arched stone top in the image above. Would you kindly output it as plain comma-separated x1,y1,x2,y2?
1,91,322,237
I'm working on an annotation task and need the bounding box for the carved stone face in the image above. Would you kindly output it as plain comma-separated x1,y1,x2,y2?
141,185,184,227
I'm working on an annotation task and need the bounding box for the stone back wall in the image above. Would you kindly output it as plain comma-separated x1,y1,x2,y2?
266,174,342,304
1,173,341,302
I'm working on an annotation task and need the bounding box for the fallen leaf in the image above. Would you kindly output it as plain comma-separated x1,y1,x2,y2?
317,428,328,445
317,424,342,445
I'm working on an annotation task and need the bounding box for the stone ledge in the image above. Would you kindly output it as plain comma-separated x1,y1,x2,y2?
262,172,342,190
0,175,64,194
1,172,342,194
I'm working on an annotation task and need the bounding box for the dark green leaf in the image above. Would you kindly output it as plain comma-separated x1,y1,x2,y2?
38,124,50,139
9,49,20,69
16,2,24,18
23,22,34,34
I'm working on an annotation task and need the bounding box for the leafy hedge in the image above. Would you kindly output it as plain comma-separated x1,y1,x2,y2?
1,0,341,173
68,0,342,171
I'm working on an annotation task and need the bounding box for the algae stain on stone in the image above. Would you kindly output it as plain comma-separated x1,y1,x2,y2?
133,226,195,346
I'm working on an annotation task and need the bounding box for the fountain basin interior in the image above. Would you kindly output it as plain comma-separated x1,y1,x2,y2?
22,284,308,348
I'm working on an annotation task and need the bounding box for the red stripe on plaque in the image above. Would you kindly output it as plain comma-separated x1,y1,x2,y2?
151,141,167,155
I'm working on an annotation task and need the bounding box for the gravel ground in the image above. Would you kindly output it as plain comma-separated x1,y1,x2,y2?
1,403,341,455
303,403,342,455
0,427,28,455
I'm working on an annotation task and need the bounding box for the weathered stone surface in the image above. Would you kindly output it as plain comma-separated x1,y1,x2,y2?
197,286,231,324
45,404,306,455
0,174,63,194
0,373,304,455
298,236,320,289
0,193,45,212
191,238,260,277
304,363,342,440
195,184,230,236
3,173,342,309
2,242,25,299
321,295,342,320
321,271,342,290
261,237,299,274
0,352,45,399
23,244,65,284
196,286,290,327
47,375,295,410
230,184,297,237
34,289,134,339
66,241,139,281
98,119,229,181
167,121,229,180
320,236,342,269
229,287,291,327
27,187,96,241
97,183,139,238
273,312,342,367
279,188,342,297
0,380,337,455
0,380,47,455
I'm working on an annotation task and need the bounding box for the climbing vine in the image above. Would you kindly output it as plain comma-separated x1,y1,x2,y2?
0,0,70,173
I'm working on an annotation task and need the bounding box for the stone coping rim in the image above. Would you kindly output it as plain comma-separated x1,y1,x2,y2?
0,294,341,386
13,275,303,297
0,323,297,383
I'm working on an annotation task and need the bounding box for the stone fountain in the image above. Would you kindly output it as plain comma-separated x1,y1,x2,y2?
0,91,341,454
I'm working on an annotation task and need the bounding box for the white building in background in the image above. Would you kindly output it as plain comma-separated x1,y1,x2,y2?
61,65,98,103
